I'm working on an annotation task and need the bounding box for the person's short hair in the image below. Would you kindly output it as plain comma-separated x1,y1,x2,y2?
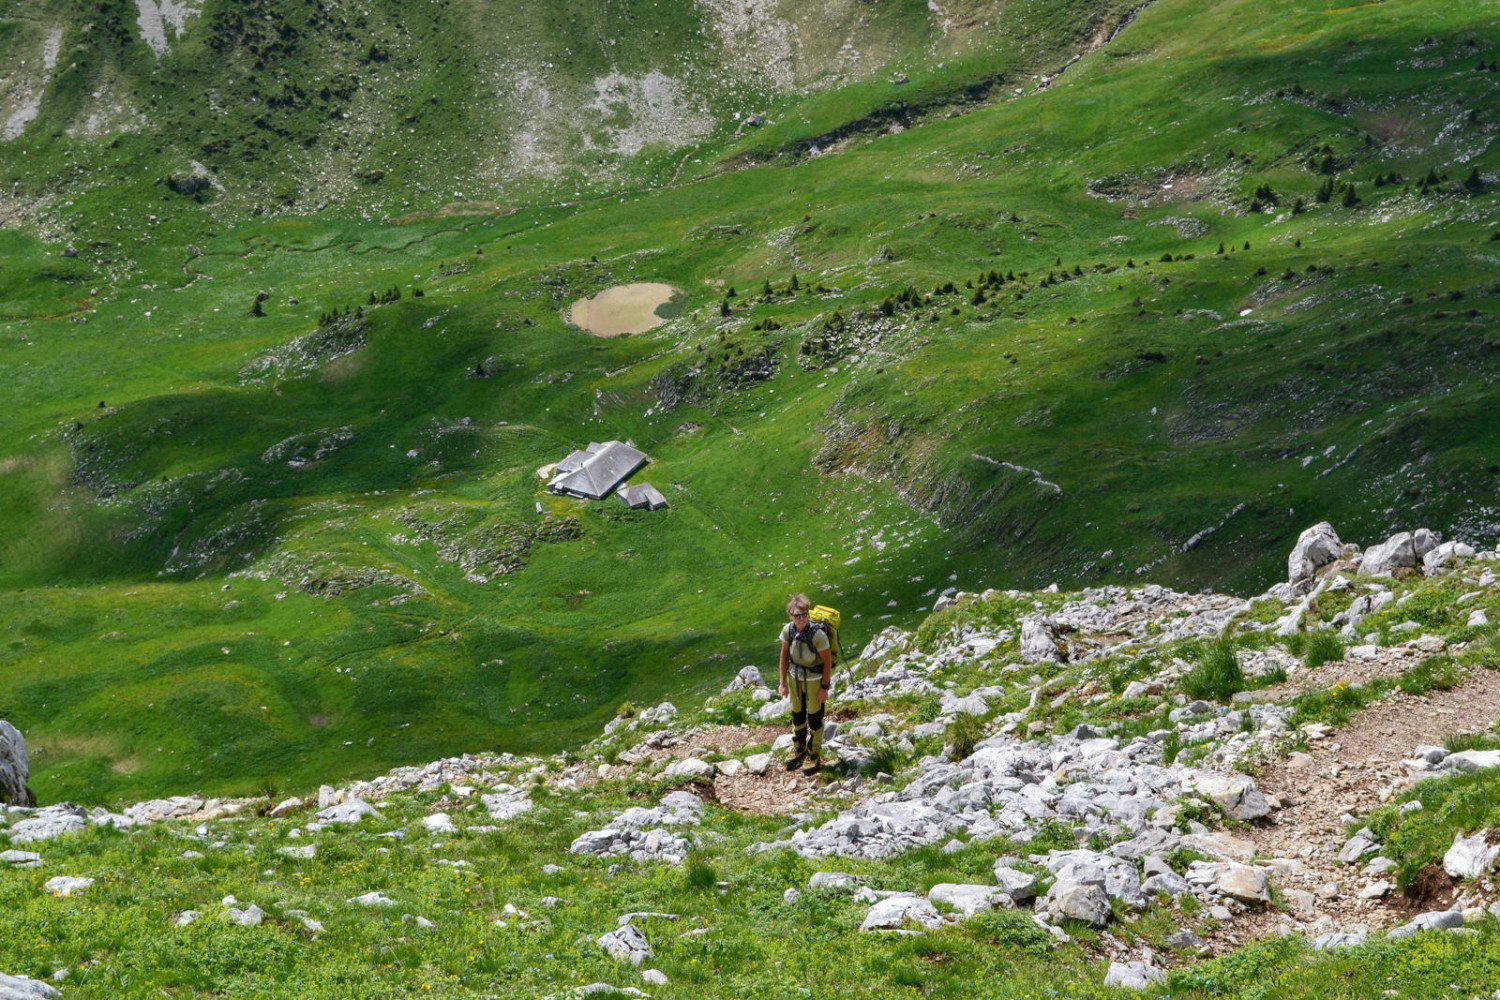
786,593,810,615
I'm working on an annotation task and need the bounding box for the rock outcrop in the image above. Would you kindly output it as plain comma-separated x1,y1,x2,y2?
0,721,35,808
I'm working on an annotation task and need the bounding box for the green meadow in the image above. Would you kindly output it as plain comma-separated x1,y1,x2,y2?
0,0,1496,806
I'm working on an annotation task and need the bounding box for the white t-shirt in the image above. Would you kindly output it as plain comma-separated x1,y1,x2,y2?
780,622,830,676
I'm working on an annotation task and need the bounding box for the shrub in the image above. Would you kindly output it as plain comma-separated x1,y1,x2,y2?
1181,639,1245,702
1303,630,1345,669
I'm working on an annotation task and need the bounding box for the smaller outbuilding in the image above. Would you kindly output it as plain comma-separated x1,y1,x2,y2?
618,483,668,511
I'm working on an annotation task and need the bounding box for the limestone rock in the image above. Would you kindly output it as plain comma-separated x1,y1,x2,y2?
1443,830,1499,880
1423,540,1475,576
1338,830,1381,864
0,721,36,808
228,904,265,927
661,757,715,780
599,922,652,964
1388,910,1463,940
859,895,943,932
744,753,773,776
0,971,62,999
269,797,305,818
1361,530,1440,577
722,666,766,693
808,872,866,893
1445,750,1500,774
1186,861,1270,903
928,883,1006,917
1287,522,1341,584
1313,931,1367,950
1191,773,1271,821
1019,618,1064,663
1141,872,1192,897
481,785,532,821
422,813,457,835
43,875,93,897
992,865,1038,902
1104,961,1167,989
316,799,382,825
1044,883,1111,926
348,892,397,908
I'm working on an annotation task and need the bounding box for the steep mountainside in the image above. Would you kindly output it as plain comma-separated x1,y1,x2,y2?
0,0,1497,806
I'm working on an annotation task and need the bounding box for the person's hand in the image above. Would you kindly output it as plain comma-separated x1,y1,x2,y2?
817,688,828,706
778,681,787,697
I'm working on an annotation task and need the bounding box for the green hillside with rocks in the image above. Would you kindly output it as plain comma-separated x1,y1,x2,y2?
4,523,1500,997
1,0,1500,991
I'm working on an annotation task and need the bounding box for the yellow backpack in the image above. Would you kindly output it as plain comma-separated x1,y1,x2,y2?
807,605,843,666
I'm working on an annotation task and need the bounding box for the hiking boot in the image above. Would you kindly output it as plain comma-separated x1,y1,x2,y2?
783,747,808,770
801,754,822,776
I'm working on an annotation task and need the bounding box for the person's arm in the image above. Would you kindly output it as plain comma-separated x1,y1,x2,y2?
818,647,832,705
778,641,790,697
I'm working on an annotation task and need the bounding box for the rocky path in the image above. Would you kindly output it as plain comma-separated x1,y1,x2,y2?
1246,667,1500,932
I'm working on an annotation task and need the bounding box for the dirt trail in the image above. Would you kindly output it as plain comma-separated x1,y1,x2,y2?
1245,667,1500,929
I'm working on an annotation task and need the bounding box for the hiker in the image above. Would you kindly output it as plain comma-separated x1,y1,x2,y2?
778,593,832,775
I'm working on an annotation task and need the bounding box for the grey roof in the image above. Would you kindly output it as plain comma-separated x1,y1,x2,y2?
547,440,648,500
617,483,668,510
554,448,594,474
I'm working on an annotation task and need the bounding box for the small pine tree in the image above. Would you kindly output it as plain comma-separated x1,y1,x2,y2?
251,298,265,317
1342,183,1360,208
719,299,731,317
1217,242,1226,255
789,273,800,291
762,279,773,297
1464,167,1485,193
1316,177,1334,203
1292,197,1306,214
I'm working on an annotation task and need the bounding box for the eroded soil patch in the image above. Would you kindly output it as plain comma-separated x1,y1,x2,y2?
566,282,681,336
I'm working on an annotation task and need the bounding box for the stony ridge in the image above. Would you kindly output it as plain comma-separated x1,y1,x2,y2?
3,522,1500,995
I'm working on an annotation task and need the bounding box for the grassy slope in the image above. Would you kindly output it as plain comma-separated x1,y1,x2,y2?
0,0,1497,803
4,572,1500,997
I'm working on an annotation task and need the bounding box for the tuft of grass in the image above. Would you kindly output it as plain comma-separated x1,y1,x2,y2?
1398,655,1465,696
1302,629,1346,670
1181,638,1246,702
947,712,987,761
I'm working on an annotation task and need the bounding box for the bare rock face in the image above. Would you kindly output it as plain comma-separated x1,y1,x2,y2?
0,720,36,808
1360,529,1441,577
1287,522,1341,584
